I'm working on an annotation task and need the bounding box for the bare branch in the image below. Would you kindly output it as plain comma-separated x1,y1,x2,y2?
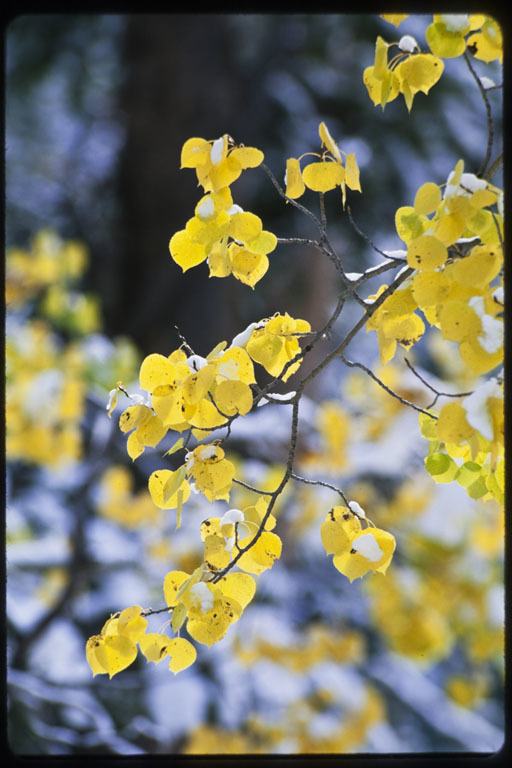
341,354,438,418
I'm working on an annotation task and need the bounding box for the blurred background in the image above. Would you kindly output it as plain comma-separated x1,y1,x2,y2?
6,13,504,756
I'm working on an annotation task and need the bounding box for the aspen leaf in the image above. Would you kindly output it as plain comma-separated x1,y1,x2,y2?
171,602,188,633
164,437,184,456
139,353,176,392
285,157,305,199
333,529,395,582
411,271,451,308
167,637,197,673
319,121,342,163
228,146,264,168
228,211,262,242
208,240,232,278
407,235,447,271
436,402,475,444
127,432,144,461
180,137,211,168
139,633,172,663
244,230,277,256
302,161,344,193
414,182,441,215
344,153,361,192
395,206,429,243
218,572,256,611
426,22,468,58
230,247,269,288
169,230,207,272
163,570,191,607
214,379,253,416
94,634,138,679
183,364,217,404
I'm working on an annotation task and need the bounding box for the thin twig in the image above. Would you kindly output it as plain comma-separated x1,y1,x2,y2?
291,472,349,506
341,354,438,418
463,50,494,177
232,478,274,496
404,358,473,409
346,205,404,261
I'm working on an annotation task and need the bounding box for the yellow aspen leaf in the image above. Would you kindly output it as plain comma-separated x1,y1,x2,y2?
139,632,173,663
86,636,109,676
419,411,438,439
167,637,197,673
149,467,190,509
470,188,498,209
302,161,344,193
214,379,253,416
230,247,269,288
363,66,400,109
433,211,467,246
396,54,444,94
285,157,306,199
319,121,342,163
333,528,396,582
203,534,231,571
206,340,227,360
180,137,211,168
119,404,151,434
164,436,184,456
162,465,189,505
407,234,447,271
425,452,459,483
381,285,417,316
169,230,207,272
208,239,232,278
466,208,496,240
183,364,217,405
218,572,256,611
217,346,256,384
127,431,144,461
244,230,277,256
136,413,168,448
467,19,502,63
94,634,138,679
186,613,231,647
188,398,226,429
320,506,361,555
459,338,503,376
384,313,425,349
380,14,408,26
117,606,148,642
152,386,193,427
228,211,262,243
236,530,282,574
171,601,188,632
169,349,188,364
436,402,475,444
246,333,283,367
373,36,390,80
186,211,230,247
344,153,361,192
139,353,177,392
438,301,481,342
414,182,441,215
228,146,264,168
395,206,429,243
376,328,397,365
411,271,452,308
450,245,502,288
426,22,468,58
163,570,191,607
200,517,221,541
